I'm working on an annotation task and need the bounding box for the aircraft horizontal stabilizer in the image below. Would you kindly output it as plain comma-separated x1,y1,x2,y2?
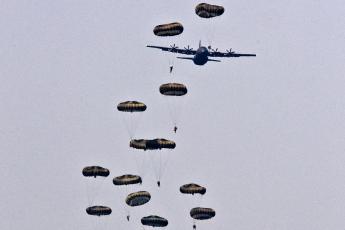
176,57,194,60
208,59,221,62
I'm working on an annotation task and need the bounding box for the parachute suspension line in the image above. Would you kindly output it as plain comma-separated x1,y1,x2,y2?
165,96,177,130
133,150,149,178
85,177,106,206
133,151,143,176
149,151,164,187
151,149,172,187
198,194,204,206
128,115,136,139
192,194,204,207
149,152,159,185
85,180,93,205
90,217,98,230
158,151,163,184
121,115,134,139
165,94,186,131
90,213,108,230
124,188,130,222
116,185,131,223
153,21,183,77
91,177,105,205
129,112,142,139
159,149,172,184
120,112,144,139
97,215,108,230
166,45,172,74
143,151,150,177
206,23,216,48
160,83,187,133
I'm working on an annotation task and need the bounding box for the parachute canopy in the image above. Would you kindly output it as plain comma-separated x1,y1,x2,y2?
195,3,224,18
190,207,216,220
141,215,169,227
130,138,176,150
153,22,184,37
160,83,188,96
117,101,147,113
86,206,112,216
126,191,151,207
180,183,206,195
113,174,142,186
82,166,110,178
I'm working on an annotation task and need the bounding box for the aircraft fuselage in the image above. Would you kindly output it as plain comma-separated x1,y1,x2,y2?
193,47,209,65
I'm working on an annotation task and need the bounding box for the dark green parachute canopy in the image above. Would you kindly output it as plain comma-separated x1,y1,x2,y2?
129,139,147,150
126,191,151,207
141,215,169,227
190,207,216,220
153,22,184,36
180,183,206,195
146,139,176,150
82,166,110,178
159,83,188,96
195,3,224,18
117,101,147,112
113,174,142,186
130,138,176,150
86,206,112,216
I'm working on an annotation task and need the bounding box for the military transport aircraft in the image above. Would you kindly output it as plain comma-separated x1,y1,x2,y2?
147,41,256,66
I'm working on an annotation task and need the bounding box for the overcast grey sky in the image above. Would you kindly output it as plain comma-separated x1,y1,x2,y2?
1,0,345,229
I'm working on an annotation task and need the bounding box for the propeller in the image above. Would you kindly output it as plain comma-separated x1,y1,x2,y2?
209,48,219,57
184,45,193,52
226,48,235,54
169,44,179,51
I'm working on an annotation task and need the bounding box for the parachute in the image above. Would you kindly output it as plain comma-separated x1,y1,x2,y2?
86,206,112,216
195,3,225,48
117,101,147,112
117,101,147,138
190,207,215,220
113,174,142,186
130,138,176,150
153,22,184,37
113,174,142,221
159,83,187,96
153,22,184,74
82,166,110,178
180,183,206,195
129,139,147,150
141,215,169,227
126,191,151,207
146,138,176,149
130,139,175,186
195,3,224,18
190,207,215,230
159,83,187,132
82,166,110,205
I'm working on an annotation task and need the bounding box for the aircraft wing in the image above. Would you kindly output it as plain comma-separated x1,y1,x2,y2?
147,45,196,55
209,51,256,58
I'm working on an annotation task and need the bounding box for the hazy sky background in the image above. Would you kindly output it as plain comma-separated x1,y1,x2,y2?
1,1,345,229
